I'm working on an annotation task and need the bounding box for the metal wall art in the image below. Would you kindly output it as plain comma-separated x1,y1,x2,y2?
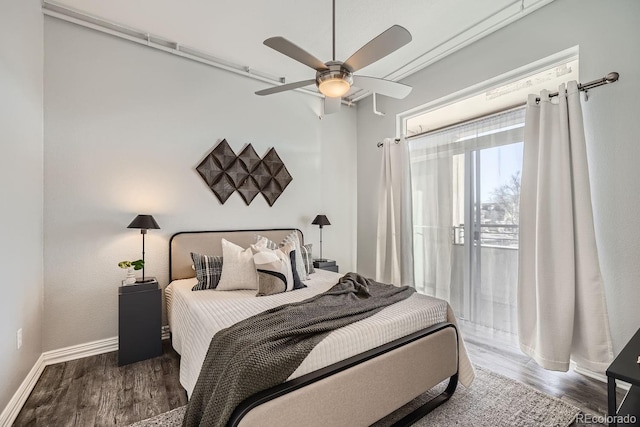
196,139,292,206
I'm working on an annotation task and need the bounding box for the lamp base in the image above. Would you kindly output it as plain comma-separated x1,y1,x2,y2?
135,276,157,284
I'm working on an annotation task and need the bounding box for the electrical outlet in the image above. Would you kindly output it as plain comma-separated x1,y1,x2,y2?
16,328,22,350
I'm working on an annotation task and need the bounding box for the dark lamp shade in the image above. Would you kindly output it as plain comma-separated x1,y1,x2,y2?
127,214,161,230
311,215,331,227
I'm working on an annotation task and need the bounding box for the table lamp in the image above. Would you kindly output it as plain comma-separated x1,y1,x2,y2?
127,214,160,283
311,214,331,262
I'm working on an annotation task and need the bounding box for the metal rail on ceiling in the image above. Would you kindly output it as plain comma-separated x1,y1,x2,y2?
41,0,351,106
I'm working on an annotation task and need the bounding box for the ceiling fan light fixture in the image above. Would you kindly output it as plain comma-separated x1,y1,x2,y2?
316,65,353,98
318,77,351,98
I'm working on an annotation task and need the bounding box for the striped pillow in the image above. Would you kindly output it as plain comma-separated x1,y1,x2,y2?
283,232,308,281
257,235,279,250
300,243,315,276
190,252,223,291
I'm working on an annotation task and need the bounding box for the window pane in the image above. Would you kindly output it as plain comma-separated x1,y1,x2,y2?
475,142,522,334
409,107,524,333
479,142,522,248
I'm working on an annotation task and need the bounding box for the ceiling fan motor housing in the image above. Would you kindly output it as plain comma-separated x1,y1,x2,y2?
316,61,353,98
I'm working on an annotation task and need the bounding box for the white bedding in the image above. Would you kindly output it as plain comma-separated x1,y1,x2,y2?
166,269,473,397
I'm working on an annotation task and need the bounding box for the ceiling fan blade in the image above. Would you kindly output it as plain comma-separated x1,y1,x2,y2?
264,37,328,71
323,96,341,115
352,76,412,99
343,25,412,73
255,79,316,96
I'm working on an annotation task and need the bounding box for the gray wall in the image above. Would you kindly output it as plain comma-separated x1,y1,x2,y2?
0,0,44,410
357,0,640,353
43,18,357,351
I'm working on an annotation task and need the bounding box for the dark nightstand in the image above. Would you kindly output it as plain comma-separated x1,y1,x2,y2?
118,280,162,366
606,327,640,426
313,259,339,273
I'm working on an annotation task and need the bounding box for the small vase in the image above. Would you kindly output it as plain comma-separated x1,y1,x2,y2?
124,268,136,285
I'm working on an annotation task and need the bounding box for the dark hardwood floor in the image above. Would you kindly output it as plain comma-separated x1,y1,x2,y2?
13,341,187,426
13,326,624,426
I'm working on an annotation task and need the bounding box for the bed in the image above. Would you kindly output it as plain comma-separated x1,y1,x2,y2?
166,229,474,426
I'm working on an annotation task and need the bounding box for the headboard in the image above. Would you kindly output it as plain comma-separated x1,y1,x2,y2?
169,228,304,281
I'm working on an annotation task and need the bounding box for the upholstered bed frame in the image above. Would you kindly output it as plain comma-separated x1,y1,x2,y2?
168,229,459,426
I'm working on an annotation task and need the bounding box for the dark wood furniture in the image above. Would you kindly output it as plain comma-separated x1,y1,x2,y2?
606,327,640,426
313,259,339,273
118,280,162,366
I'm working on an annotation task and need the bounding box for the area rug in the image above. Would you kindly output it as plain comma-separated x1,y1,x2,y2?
129,366,580,427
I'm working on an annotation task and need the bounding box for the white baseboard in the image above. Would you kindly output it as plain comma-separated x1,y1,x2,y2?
43,336,119,366
570,361,630,391
0,354,45,427
1,326,172,426
0,337,118,427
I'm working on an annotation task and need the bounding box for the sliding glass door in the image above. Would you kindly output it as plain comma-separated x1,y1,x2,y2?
410,108,524,334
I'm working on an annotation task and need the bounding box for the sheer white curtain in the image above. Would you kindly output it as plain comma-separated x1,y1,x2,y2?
375,138,414,286
409,109,525,325
518,81,613,372
408,138,454,301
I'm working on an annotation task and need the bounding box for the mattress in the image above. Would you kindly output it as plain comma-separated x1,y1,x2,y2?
166,270,458,397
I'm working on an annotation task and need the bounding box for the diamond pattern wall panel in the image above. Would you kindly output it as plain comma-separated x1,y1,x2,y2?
237,176,261,205
252,161,272,190
210,174,235,204
225,158,249,188
274,165,293,192
262,147,284,175
196,155,223,187
211,139,236,169
237,144,261,173
196,140,292,205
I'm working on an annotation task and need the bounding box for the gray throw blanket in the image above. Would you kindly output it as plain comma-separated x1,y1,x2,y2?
183,272,415,427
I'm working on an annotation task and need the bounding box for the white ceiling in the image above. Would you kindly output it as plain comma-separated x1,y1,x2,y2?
50,0,556,98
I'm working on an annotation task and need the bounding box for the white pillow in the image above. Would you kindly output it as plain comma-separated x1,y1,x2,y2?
251,242,295,296
255,232,308,280
216,238,258,291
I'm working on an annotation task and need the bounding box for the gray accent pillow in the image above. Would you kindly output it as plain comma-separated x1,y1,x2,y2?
191,252,223,291
301,243,315,276
283,232,308,281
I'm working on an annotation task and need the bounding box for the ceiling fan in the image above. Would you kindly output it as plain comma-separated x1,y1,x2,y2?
255,0,413,114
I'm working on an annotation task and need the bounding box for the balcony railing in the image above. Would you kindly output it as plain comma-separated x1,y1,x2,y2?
453,224,519,249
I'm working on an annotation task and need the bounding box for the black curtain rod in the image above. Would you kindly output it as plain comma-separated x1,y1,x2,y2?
536,71,619,102
377,138,401,148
